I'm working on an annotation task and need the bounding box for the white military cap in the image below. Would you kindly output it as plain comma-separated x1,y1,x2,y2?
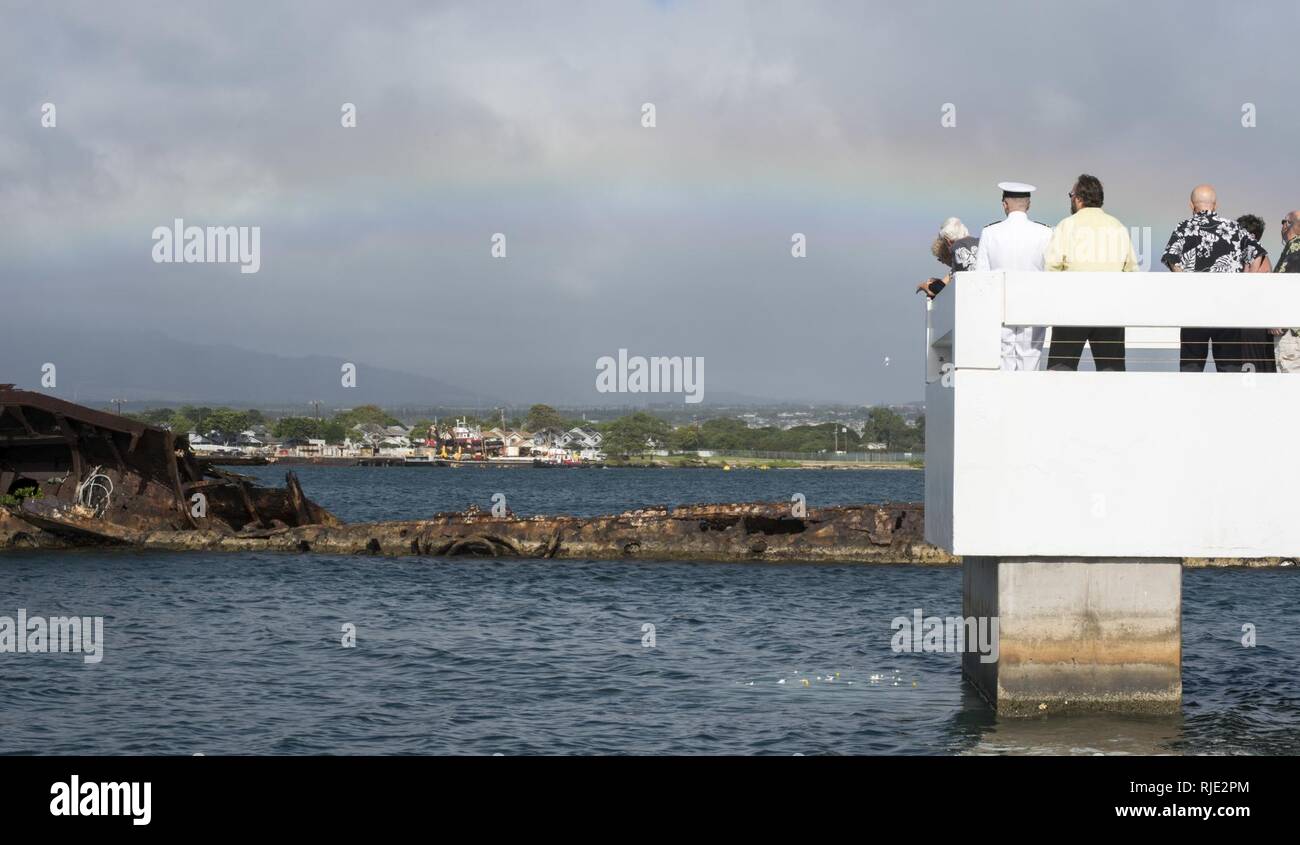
997,181,1037,198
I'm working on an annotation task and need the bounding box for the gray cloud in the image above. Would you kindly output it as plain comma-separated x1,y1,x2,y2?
2,0,1297,405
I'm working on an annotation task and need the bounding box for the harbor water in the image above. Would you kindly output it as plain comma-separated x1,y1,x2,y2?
1,468,1296,755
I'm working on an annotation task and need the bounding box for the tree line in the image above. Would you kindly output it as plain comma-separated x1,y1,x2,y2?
596,407,924,457
128,404,400,445
125,402,923,454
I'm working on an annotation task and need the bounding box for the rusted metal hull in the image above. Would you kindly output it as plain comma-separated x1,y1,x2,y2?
2,486,1292,566
110,501,956,564
1,386,336,542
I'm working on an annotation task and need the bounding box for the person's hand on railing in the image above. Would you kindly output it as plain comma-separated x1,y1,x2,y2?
916,277,947,299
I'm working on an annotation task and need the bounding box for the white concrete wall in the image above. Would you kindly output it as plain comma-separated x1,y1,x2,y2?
923,379,954,552
926,271,1300,557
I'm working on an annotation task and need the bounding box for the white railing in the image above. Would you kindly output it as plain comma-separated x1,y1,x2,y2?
927,271,1300,380
924,272,1300,558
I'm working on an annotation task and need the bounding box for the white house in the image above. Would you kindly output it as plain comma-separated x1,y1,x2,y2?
531,428,563,448
558,426,603,450
501,430,534,457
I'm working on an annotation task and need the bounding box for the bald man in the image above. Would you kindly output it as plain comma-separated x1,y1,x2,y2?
1273,210,1300,372
1161,184,1264,372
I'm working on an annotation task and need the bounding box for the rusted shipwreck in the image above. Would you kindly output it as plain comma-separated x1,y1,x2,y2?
0,386,942,562
135,500,953,564
0,385,336,547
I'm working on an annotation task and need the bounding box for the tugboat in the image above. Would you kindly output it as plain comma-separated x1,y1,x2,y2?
419,419,498,464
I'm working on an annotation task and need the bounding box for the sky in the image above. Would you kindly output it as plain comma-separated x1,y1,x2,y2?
3,0,1298,406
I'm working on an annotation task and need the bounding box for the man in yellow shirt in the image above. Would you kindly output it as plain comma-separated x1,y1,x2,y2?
1044,174,1139,371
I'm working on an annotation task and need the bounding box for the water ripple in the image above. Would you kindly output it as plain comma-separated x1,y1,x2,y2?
1,468,1297,754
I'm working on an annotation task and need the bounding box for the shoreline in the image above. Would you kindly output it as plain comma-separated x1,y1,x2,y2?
226,457,923,471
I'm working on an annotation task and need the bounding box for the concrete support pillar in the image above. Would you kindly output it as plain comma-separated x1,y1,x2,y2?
962,557,1182,716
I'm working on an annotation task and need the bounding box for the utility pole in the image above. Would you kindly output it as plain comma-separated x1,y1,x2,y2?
112,397,126,415
311,400,321,422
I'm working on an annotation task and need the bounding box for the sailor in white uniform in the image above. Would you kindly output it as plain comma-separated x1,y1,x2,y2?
974,182,1053,371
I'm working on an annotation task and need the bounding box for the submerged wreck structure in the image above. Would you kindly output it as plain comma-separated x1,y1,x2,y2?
136,500,950,564
0,386,936,561
0,387,938,562
0,385,336,548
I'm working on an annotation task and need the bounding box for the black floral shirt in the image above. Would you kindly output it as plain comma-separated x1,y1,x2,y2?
1275,237,1300,274
949,236,979,273
1161,211,1261,273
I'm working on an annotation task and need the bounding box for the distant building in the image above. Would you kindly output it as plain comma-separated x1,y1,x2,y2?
500,430,534,457
557,426,603,451
531,427,564,448
352,423,409,448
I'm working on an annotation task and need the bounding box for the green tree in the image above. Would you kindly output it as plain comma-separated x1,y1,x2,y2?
862,407,917,451
523,403,566,433
168,413,196,435
320,420,348,444
333,405,399,429
697,417,752,451
179,406,214,433
274,417,320,441
206,408,250,444
408,419,435,442
668,423,702,451
131,407,176,426
599,412,671,457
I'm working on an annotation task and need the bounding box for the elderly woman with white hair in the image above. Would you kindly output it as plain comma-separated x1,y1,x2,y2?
916,217,979,298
